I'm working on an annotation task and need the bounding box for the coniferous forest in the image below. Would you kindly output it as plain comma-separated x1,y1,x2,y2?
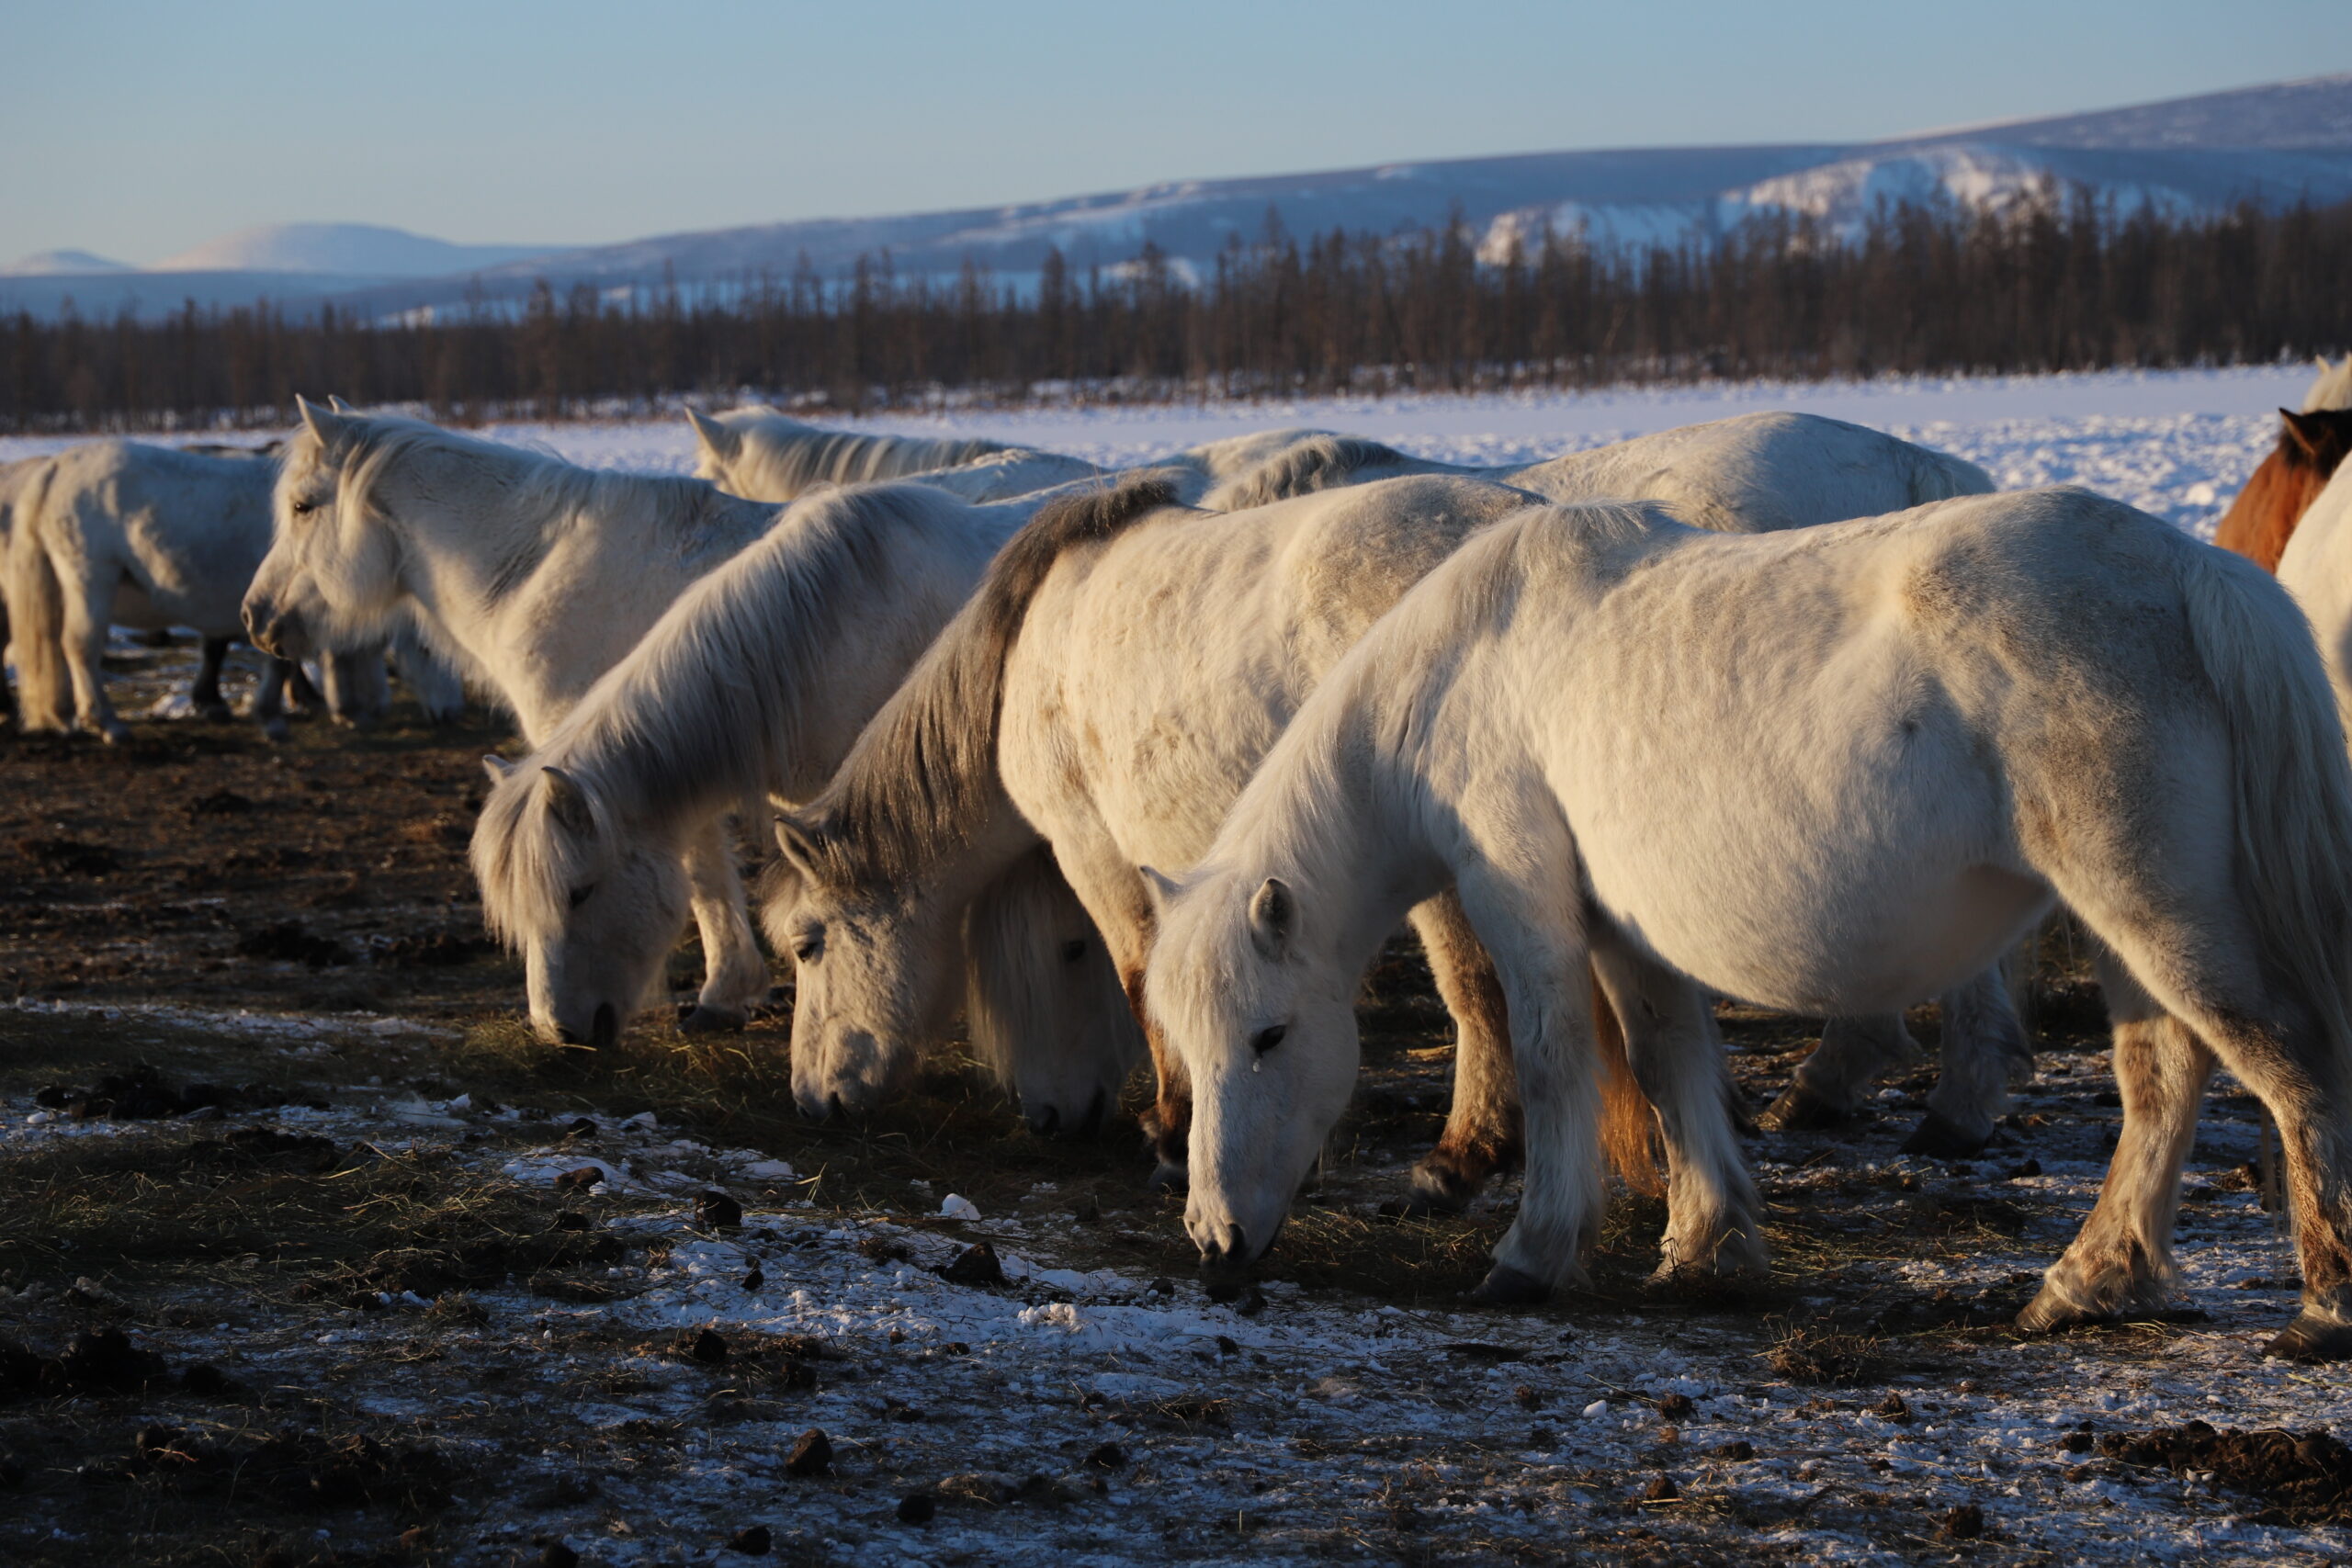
6,184,2348,432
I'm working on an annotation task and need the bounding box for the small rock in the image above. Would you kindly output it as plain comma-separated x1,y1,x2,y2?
1713,1439,1755,1461
553,1166,605,1192
939,1193,981,1222
742,1266,765,1292
785,1429,832,1477
1640,1474,1679,1503
537,1545,580,1568
1657,1391,1694,1419
1943,1504,1985,1540
1084,1441,1125,1470
897,1492,935,1523
689,1328,729,1365
551,1212,589,1233
1147,1278,1174,1296
695,1190,744,1229
937,1241,1006,1287
1875,1392,1912,1423
562,1117,597,1139
724,1523,772,1555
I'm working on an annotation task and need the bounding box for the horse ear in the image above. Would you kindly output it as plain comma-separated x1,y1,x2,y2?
539,766,594,838
326,395,354,413
1139,864,1184,916
481,753,516,785
686,409,741,462
296,395,348,449
1247,876,1295,961
2284,409,2324,460
772,809,826,879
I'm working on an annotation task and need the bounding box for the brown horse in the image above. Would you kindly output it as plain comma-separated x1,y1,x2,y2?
2214,406,2352,572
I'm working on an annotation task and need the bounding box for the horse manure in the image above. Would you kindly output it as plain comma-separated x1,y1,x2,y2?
2060,1429,2093,1452
724,1524,772,1555
561,1117,598,1140
233,920,348,968
784,1428,832,1477
1085,1441,1126,1470
897,1492,936,1523
550,1212,588,1233
1639,1474,1679,1503
1657,1392,1696,1419
1713,1440,1756,1461
1942,1503,1985,1539
741,1266,764,1292
695,1190,744,1229
15,836,119,876
2098,1421,2352,1524
1147,1278,1175,1296
1514,1384,1544,1411
686,1328,729,1365
187,788,253,817
537,1545,580,1568
553,1167,605,1193
937,1241,1006,1287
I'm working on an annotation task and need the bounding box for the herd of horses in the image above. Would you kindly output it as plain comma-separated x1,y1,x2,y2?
11,363,2352,1360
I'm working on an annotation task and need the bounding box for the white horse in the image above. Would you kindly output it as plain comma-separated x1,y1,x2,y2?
7,441,312,739
2278,457,2352,715
244,400,800,1031
775,417,2022,1201
686,407,1104,502
467,473,1143,1128
1145,488,2352,1361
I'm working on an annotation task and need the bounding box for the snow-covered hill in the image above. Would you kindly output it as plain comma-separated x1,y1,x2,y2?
0,248,134,276
149,222,566,277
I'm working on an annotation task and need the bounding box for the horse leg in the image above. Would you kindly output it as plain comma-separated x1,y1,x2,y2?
1905,963,2036,1156
1592,941,1766,1283
282,659,323,718
1055,840,1185,1185
253,657,291,742
57,568,126,743
1761,1012,1920,1130
1454,845,1607,1303
2016,952,2209,1333
2032,873,2352,1359
678,818,769,1034
190,636,232,721
1402,891,1522,1213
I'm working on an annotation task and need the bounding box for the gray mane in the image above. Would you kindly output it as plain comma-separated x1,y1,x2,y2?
796,472,1185,888
722,408,1012,497
472,481,963,941
1219,434,1412,509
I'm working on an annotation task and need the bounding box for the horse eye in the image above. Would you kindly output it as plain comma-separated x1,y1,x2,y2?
1061,938,1088,963
567,884,595,909
793,931,824,964
1250,1023,1287,1055
289,499,316,515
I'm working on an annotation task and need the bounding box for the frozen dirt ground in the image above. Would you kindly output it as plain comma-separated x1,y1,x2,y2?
4,372,2351,1564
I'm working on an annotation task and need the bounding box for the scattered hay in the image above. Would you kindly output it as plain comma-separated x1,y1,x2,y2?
1764,1325,1883,1385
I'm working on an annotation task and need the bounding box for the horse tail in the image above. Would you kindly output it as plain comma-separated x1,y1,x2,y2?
4,461,72,731
1217,435,1408,510
1592,975,1667,1198
2175,537,2352,1051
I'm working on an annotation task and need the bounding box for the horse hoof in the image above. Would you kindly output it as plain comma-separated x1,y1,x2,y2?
1758,1083,1858,1133
261,717,290,744
1901,1111,1992,1159
1147,1161,1188,1193
196,703,232,724
1468,1263,1549,1308
678,1005,747,1036
1403,1161,1481,1216
2014,1282,2098,1336
2267,1311,2352,1362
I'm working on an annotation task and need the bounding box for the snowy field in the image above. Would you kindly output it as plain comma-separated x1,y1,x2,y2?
6,366,2350,1566
2,363,2323,545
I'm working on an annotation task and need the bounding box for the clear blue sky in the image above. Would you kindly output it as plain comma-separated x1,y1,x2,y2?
6,0,2346,265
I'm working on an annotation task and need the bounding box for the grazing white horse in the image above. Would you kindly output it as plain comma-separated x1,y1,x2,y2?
244,400,797,1031
1145,488,2352,1361
775,416,2022,1202
468,474,1143,1127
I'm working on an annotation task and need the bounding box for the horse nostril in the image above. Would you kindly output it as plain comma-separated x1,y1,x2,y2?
1079,1085,1107,1137
1226,1223,1249,1260
589,1002,617,1050
1029,1103,1061,1137
828,1091,845,1122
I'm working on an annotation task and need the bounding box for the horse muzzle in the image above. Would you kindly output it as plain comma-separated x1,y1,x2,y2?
241,595,307,659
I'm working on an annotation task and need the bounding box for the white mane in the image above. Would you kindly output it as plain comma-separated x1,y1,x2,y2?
695,405,1011,499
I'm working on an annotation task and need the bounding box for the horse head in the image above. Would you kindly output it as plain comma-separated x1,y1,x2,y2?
243,397,402,659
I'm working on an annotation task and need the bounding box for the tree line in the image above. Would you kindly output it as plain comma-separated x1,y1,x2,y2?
6,181,2349,433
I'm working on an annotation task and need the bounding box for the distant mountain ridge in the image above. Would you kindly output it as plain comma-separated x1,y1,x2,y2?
10,71,2350,322
149,222,568,277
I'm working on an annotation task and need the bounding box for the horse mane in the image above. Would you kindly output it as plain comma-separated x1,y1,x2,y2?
323,413,750,577
710,406,1011,497
2305,356,2352,413
1216,435,1410,510
471,481,963,943
2216,407,2352,571
795,472,1184,887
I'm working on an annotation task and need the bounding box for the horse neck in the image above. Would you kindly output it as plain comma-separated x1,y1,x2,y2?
1221,668,1453,975
2216,454,2304,574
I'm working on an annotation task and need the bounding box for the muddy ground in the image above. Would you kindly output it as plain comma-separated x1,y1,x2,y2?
2,640,2347,1566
